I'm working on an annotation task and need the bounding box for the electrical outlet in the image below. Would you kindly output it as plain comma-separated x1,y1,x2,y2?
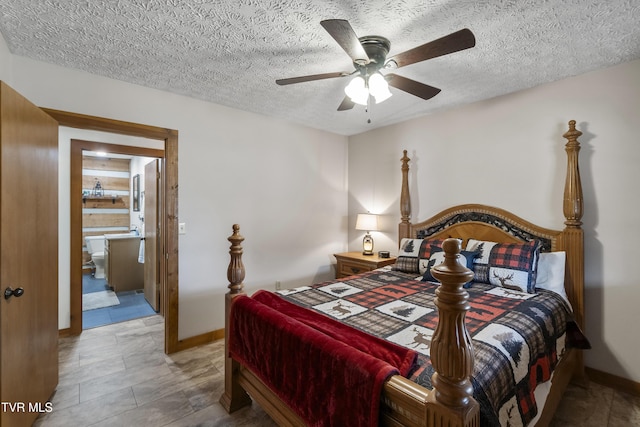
275,281,282,290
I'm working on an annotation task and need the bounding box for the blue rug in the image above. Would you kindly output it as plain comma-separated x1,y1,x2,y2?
83,274,109,294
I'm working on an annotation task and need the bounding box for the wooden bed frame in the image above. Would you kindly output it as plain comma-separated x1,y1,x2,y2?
220,120,586,427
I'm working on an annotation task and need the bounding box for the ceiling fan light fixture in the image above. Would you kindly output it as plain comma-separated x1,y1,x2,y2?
344,76,369,105
368,72,392,104
276,20,476,112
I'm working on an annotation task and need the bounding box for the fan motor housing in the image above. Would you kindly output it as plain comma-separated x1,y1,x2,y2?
356,36,390,72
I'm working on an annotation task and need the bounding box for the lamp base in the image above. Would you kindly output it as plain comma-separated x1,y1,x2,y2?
362,233,374,256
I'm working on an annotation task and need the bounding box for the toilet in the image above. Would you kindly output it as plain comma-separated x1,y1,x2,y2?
85,235,106,279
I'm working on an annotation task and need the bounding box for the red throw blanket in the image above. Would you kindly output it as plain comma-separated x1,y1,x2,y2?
229,290,418,427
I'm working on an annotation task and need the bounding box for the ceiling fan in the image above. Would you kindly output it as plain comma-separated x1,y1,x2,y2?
276,19,476,111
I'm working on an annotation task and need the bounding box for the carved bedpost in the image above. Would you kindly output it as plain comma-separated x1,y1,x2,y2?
219,224,252,413
561,120,587,384
427,238,479,426
563,120,584,229
227,224,246,294
399,150,412,243
562,120,585,327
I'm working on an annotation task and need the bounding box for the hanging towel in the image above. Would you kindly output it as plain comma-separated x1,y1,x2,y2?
138,238,145,263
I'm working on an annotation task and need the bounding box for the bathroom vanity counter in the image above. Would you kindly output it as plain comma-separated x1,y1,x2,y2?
104,235,144,292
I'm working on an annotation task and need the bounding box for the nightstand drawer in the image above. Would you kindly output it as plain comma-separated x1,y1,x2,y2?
334,252,397,279
338,259,372,277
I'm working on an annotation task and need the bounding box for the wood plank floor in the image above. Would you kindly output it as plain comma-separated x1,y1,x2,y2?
35,316,639,426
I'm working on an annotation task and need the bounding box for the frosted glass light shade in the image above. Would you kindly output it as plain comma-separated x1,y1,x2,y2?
345,74,392,106
344,76,369,105
368,73,392,103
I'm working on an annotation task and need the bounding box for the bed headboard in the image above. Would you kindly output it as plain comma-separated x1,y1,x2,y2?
409,204,561,252
398,120,585,331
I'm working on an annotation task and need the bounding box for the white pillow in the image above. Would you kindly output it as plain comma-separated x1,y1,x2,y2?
536,251,571,308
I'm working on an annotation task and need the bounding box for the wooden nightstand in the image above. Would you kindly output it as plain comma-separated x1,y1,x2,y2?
333,252,397,279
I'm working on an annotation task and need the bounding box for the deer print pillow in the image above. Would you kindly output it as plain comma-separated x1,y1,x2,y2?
465,239,541,293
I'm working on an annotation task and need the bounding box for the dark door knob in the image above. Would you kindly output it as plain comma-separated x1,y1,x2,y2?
4,287,24,300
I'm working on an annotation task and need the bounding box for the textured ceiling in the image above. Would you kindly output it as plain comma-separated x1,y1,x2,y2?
1,0,639,135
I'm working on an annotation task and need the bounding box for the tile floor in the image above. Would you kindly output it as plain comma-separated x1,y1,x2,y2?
36,316,640,426
82,274,156,329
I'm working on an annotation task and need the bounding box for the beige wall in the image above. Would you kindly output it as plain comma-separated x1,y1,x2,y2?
348,58,640,383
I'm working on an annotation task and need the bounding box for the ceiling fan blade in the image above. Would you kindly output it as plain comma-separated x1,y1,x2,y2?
386,74,441,100
320,19,370,63
276,72,347,86
337,96,355,111
387,28,475,68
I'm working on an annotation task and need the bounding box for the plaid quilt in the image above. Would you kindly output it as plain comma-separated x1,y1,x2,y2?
276,268,575,426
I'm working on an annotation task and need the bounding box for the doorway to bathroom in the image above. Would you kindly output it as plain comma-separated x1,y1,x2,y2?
46,108,180,355
81,150,162,329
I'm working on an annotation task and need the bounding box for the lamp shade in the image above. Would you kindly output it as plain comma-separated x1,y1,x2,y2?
355,213,379,231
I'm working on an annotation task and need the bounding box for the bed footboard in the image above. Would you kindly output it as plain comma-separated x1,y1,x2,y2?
221,224,479,427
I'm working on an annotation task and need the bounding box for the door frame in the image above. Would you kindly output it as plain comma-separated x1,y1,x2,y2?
43,108,180,354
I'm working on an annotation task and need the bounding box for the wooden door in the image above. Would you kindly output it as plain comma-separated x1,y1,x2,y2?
144,159,160,311
0,81,59,426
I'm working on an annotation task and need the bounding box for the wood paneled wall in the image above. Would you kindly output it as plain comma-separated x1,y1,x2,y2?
82,155,132,267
